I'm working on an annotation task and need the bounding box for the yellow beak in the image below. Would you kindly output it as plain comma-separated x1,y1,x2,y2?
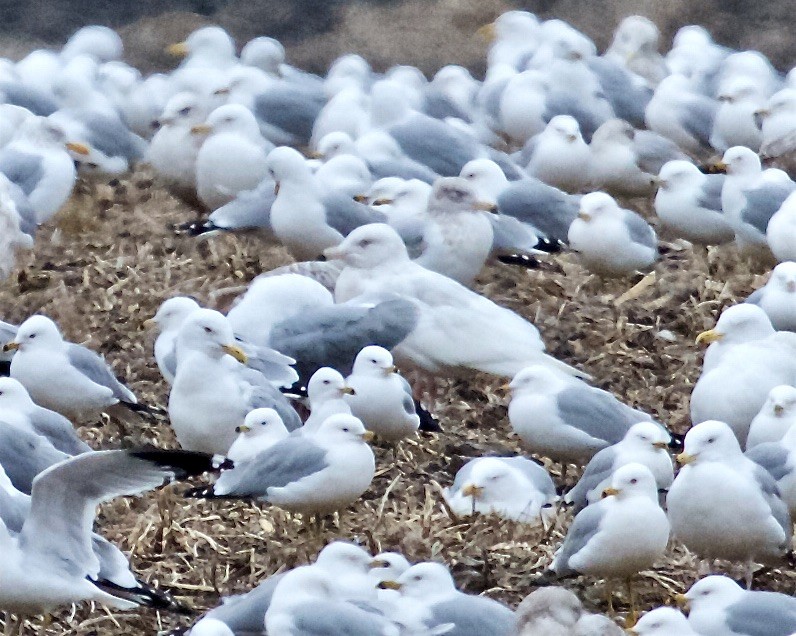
578,211,591,221
274,182,280,196
235,424,251,433
2,341,19,352
323,245,345,260
695,329,723,345
361,430,375,442
652,441,669,449
674,593,690,611
462,483,484,498
190,123,213,136
370,559,389,568
476,22,496,42
676,452,696,466
342,386,356,395
352,194,368,203
143,318,157,328
474,201,499,213
66,142,90,156
566,133,577,142
712,161,728,172
775,404,785,416
371,198,394,206
601,486,620,498
307,150,324,160
384,365,397,374
378,580,402,591
222,344,248,364
166,41,189,57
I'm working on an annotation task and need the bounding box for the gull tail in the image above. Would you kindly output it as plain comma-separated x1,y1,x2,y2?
497,253,541,269
129,448,231,478
415,400,443,433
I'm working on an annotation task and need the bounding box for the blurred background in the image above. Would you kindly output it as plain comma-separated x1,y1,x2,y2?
0,0,792,74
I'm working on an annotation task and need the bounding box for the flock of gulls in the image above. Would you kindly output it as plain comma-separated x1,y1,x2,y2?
4,6,796,636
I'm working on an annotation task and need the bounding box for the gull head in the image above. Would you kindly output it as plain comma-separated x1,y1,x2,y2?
508,365,571,396
236,407,285,435
352,345,396,377
623,421,671,451
323,223,409,268
546,115,582,144
696,303,772,346
307,367,355,403
655,160,703,191
6,315,63,353
601,462,658,501
315,541,373,575
577,191,619,223
629,607,693,636
390,562,456,600
718,146,761,176
147,296,200,332
177,308,246,363
763,385,796,418
429,177,494,214
461,458,526,504
0,377,35,408
315,413,373,443
771,261,796,294
678,420,740,465
683,575,744,613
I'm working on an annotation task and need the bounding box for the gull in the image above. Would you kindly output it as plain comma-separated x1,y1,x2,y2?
588,119,659,198
567,192,657,276
768,193,796,263
507,364,659,464
654,160,733,244
344,346,420,441
565,421,673,511
380,561,514,636
193,104,273,210
312,541,379,603
759,89,796,164
168,309,301,455
666,421,791,584
544,464,669,619
0,377,90,456
226,408,289,464
0,448,216,628
266,146,386,260
710,77,765,152
325,224,587,380
747,261,796,330
746,385,796,449
523,115,591,193
604,16,667,86
746,418,796,517
302,367,354,434
628,607,698,636
695,303,775,374
188,414,375,515
265,566,399,636
6,315,141,419
690,317,796,445
681,575,796,636
443,456,557,523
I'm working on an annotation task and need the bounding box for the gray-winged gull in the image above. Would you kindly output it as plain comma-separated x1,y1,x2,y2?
302,367,354,433
567,191,657,276
695,303,775,374
746,416,796,517
746,385,796,449
588,119,659,198
226,408,290,464
6,315,142,418
603,16,667,86
443,455,557,523
710,77,765,152
667,421,790,584
746,262,796,330
522,115,591,193
628,607,698,636
188,414,375,515
507,365,660,464
565,421,673,511
344,346,419,441
168,309,301,455
768,193,796,262
654,160,733,244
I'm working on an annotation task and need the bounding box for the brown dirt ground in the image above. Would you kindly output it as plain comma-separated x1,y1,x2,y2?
1,170,793,635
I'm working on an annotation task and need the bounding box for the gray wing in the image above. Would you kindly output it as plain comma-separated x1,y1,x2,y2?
367,156,439,184
0,420,69,493
623,210,656,249
28,406,92,455
726,592,796,636
204,573,284,633
213,436,329,497
162,343,178,380
5,180,36,236
488,149,526,181
588,57,651,128
0,148,44,195
389,113,481,176
633,131,689,175
0,82,58,116
696,174,726,213
543,89,606,142
269,299,418,383
497,179,578,243
746,288,765,306
207,178,275,232
235,366,302,431
290,599,397,636
422,90,471,123
321,192,387,237
0,486,29,534
431,596,514,636
391,214,427,260
253,86,326,146
501,456,556,497
750,461,792,541
556,387,637,445
679,96,718,148
91,533,136,587
489,214,542,255
746,443,791,481
741,182,796,234
565,446,618,510
398,375,416,416
67,343,136,403
19,450,184,580
553,502,607,576
78,111,146,162
236,340,298,389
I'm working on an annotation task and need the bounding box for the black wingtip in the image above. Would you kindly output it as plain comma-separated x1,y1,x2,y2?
415,400,443,433
173,220,220,236
498,253,541,269
95,579,194,615
668,432,685,450
184,485,218,499
122,400,165,416
534,237,565,254
129,449,222,478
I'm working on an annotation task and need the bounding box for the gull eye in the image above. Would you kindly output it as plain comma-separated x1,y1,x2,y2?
29,333,35,339
707,437,715,444
342,427,349,432
358,239,371,248
630,478,638,484
323,379,330,385
203,326,212,334
178,106,192,116
371,359,378,364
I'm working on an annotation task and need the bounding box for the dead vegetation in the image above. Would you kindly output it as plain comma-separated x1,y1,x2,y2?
0,169,791,634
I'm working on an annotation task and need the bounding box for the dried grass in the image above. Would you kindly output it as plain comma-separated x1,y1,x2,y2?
1,168,794,634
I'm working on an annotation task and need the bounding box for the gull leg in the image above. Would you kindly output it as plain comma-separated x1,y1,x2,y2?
3,613,13,636
604,579,615,615
625,577,638,627
38,614,51,636
744,560,755,589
